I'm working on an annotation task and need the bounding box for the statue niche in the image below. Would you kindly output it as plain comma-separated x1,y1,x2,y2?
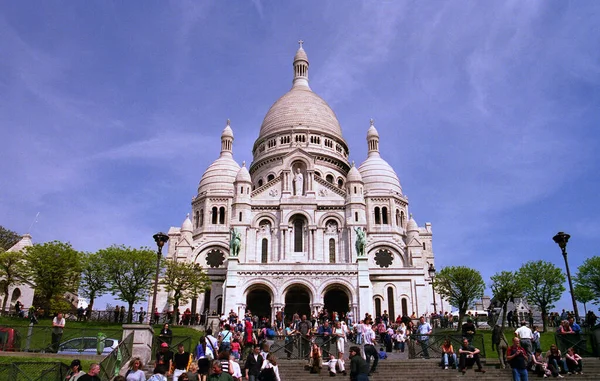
293,166,305,196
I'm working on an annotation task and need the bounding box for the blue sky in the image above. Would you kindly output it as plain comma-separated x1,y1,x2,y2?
2,1,599,314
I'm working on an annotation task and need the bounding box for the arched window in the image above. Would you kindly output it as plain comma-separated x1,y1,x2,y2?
258,179,263,187
219,207,225,224
329,238,335,263
375,298,382,318
326,174,334,184
423,242,426,250
354,186,357,194
239,212,243,222
315,171,321,178
354,212,358,222
395,209,400,226
374,207,381,224
387,287,395,320
337,178,343,188
195,211,199,228
401,298,408,317
293,218,304,252
261,238,268,263
200,209,204,226
400,211,405,227
382,207,388,224
216,297,223,315
267,174,275,182
211,207,218,224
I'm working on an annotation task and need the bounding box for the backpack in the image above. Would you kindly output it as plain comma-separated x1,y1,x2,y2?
258,366,276,381
266,328,276,339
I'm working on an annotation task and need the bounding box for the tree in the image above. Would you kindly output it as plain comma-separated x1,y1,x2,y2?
490,270,523,327
517,260,565,332
22,241,82,314
573,284,595,317
101,245,156,323
432,266,485,331
79,252,109,316
161,260,211,324
0,248,27,314
0,226,20,251
575,256,600,303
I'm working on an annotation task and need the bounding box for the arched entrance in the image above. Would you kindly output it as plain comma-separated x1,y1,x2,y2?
284,285,311,322
324,288,349,320
246,288,272,320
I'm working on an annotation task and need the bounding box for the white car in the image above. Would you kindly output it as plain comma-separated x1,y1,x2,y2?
57,337,119,355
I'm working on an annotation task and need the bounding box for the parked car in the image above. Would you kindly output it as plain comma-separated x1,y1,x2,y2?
0,327,21,351
57,337,119,355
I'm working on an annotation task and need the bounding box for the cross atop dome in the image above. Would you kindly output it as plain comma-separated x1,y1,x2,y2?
298,39,304,49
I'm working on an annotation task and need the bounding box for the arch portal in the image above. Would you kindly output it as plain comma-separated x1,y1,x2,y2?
323,288,349,319
284,285,311,322
246,287,272,320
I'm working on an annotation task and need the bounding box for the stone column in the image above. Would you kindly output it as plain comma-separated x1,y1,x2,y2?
121,324,154,371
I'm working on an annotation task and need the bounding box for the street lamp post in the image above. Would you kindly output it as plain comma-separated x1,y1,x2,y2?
553,231,580,323
428,263,437,313
151,232,169,325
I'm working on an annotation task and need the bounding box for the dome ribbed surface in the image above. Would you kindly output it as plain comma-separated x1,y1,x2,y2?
407,215,419,231
358,156,402,194
294,47,308,62
181,215,193,232
258,87,343,139
367,125,379,138
346,164,363,183
235,164,251,183
198,155,240,193
222,125,234,138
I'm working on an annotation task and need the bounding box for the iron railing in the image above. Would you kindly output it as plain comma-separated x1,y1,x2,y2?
554,332,598,357
407,333,486,359
258,334,342,360
0,361,70,381
153,335,194,356
99,332,134,381
0,325,122,353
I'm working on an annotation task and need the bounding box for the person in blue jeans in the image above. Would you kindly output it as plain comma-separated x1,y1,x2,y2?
507,337,528,381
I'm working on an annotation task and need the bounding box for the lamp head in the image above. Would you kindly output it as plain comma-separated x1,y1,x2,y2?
428,263,436,278
552,231,570,252
153,232,169,248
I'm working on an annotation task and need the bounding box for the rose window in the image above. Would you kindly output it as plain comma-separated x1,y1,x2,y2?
374,249,393,268
206,249,225,268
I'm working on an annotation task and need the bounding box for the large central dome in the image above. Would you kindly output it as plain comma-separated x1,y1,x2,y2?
255,44,344,142
259,86,342,138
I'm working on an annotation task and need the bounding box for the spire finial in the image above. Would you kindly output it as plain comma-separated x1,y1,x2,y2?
410,213,413,218
370,118,374,126
242,161,246,167
298,39,304,49
186,213,190,218
352,160,355,167
226,118,230,126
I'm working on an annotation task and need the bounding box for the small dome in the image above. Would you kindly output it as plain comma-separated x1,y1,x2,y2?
222,121,233,138
367,119,379,139
181,214,193,232
198,155,241,194
407,214,418,232
358,155,402,194
235,162,252,183
294,46,308,62
346,163,363,183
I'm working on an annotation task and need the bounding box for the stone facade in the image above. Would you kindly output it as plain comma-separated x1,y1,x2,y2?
154,44,437,322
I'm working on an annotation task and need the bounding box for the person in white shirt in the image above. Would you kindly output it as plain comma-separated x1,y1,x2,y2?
51,312,66,353
363,326,378,375
333,322,347,375
229,355,242,381
355,320,364,345
259,353,281,381
514,321,533,356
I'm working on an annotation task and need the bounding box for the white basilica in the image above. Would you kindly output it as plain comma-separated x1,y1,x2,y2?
158,44,437,322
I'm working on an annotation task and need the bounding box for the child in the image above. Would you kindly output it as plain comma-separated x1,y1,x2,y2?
378,347,388,360
230,338,241,360
325,353,338,377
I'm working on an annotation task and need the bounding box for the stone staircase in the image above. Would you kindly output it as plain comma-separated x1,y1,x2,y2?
276,358,600,380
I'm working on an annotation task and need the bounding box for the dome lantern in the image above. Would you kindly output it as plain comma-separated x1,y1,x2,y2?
221,119,234,157
293,39,310,89
367,119,380,157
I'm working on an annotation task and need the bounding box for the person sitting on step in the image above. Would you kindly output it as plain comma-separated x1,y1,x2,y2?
458,338,486,374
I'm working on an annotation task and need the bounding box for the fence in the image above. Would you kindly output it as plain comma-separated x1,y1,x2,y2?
407,333,486,360
554,332,598,357
255,334,340,361
153,335,194,356
99,332,134,381
0,362,70,381
0,324,122,354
